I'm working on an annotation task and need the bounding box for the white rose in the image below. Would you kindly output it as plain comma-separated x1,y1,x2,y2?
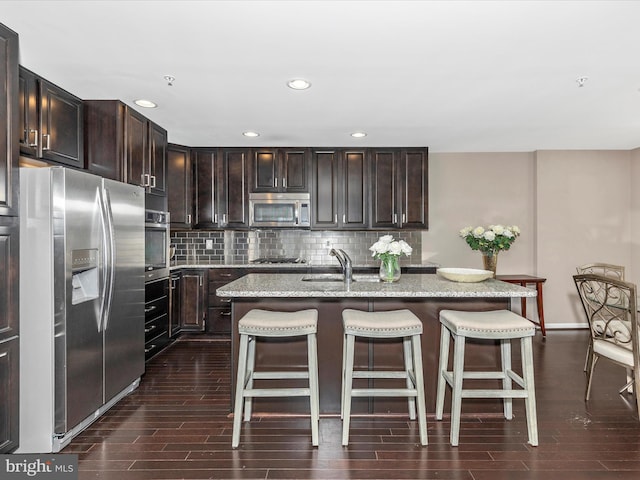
379,235,394,244
369,241,389,255
398,240,413,255
459,226,472,237
388,242,402,255
511,225,521,235
491,225,504,235
503,229,514,238
472,226,485,238
483,231,496,241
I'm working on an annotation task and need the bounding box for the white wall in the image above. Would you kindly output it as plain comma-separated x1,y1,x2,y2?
423,149,634,329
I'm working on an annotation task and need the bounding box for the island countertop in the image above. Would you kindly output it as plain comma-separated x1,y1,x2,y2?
216,273,537,298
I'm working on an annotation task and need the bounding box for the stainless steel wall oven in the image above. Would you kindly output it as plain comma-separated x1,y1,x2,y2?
145,209,170,281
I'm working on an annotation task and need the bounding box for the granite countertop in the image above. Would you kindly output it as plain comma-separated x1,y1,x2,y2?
215,273,537,299
170,262,439,270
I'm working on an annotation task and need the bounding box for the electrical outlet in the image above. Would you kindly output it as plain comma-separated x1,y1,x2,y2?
205,239,214,250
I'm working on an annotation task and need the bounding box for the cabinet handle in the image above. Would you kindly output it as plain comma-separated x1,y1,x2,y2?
150,175,156,188
145,345,156,353
402,213,406,225
145,305,157,313
342,214,346,224
334,214,338,223
222,213,227,225
0,352,7,358
187,214,192,224
394,213,398,224
221,311,231,316
141,173,150,187
42,133,51,151
274,178,278,188
282,178,286,189
27,129,38,147
221,298,231,303
145,325,157,333
219,273,232,277
214,213,218,224
199,275,203,287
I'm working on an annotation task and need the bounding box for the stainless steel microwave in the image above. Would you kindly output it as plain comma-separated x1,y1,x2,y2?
249,193,311,227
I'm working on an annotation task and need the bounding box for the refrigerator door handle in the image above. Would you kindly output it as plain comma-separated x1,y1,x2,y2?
101,186,116,332
96,188,109,332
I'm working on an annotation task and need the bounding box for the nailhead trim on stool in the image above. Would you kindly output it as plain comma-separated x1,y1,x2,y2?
435,309,538,447
232,309,319,448
341,309,428,446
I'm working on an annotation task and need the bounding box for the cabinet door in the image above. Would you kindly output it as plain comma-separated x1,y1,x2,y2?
167,144,192,228
0,337,18,453
149,122,167,196
311,150,339,228
18,66,38,158
169,274,181,337
84,100,125,181
399,148,428,229
220,149,248,228
341,150,368,229
0,217,19,341
370,149,399,228
193,148,218,228
39,79,84,168
180,270,206,331
125,108,148,188
280,148,309,192
1,25,18,217
252,148,278,192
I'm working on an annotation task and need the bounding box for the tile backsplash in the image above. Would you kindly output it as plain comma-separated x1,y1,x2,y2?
170,230,422,266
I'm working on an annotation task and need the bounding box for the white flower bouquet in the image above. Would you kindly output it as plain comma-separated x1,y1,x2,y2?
459,224,520,254
369,235,412,282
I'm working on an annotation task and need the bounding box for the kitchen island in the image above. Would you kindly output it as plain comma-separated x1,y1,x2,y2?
217,273,536,416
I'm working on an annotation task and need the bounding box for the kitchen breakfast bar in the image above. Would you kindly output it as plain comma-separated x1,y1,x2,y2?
216,273,537,416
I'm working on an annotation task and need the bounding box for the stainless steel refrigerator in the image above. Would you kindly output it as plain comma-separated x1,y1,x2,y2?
18,167,145,453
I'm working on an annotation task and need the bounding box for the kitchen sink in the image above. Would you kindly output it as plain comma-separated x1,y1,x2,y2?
301,274,380,283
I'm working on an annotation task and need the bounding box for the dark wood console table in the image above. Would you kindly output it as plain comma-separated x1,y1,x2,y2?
496,274,547,336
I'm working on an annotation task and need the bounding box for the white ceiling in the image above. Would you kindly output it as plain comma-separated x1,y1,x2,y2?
2,0,640,152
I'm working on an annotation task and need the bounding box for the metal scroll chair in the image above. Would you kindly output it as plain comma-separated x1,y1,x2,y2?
573,274,640,419
576,263,626,373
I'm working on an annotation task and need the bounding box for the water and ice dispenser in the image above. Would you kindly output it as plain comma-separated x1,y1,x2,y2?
71,248,99,305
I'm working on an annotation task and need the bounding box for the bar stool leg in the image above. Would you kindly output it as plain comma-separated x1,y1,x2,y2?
411,334,428,446
340,331,347,420
450,334,466,447
500,339,513,420
403,337,417,420
232,334,250,448
435,326,450,420
521,336,539,446
307,332,320,446
243,336,256,422
341,333,356,446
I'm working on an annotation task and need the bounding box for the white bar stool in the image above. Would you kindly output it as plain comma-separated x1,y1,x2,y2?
232,308,319,448
341,309,427,446
435,309,538,447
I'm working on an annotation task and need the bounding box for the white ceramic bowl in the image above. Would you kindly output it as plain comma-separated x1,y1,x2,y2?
436,267,494,283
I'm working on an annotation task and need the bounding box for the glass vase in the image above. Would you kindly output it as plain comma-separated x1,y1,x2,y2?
379,256,401,283
482,251,498,277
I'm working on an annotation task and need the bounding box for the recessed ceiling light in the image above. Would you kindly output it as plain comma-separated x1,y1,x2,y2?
287,78,311,90
243,131,260,138
134,99,157,108
351,132,367,138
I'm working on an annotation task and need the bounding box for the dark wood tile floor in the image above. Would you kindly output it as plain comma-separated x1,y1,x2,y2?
63,330,640,479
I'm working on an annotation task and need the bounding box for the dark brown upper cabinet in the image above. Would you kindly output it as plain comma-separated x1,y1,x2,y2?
84,100,167,197
251,148,309,193
192,148,219,229
0,23,18,218
19,66,84,169
311,149,368,230
167,144,192,228
370,148,428,229
219,148,249,228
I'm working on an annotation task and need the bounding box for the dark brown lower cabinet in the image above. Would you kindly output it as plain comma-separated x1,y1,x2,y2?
207,269,243,335
0,337,18,453
144,278,170,361
180,270,207,332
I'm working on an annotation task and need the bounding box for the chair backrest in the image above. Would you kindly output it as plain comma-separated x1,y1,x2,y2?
573,273,638,353
576,263,625,281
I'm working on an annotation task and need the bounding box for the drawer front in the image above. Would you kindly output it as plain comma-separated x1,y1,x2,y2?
207,307,232,335
145,295,168,321
146,277,168,301
208,268,242,282
209,281,234,307
145,331,170,360
145,312,168,342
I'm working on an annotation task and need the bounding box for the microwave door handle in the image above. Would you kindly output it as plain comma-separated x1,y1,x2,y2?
295,201,299,225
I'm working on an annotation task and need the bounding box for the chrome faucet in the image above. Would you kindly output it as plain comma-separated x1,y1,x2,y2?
330,248,353,284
